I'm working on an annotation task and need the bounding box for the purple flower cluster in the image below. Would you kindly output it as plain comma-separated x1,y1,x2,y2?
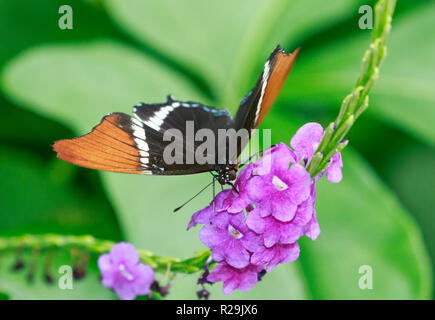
98,242,154,300
188,122,343,295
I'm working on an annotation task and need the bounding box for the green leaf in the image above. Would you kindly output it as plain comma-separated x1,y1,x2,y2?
279,2,435,146
0,0,122,68
383,142,435,294
300,150,432,299
0,147,121,239
2,39,431,299
104,0,359,108
1,40,208,133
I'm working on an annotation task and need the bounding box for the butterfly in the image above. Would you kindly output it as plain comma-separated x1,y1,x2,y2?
53,45,299,187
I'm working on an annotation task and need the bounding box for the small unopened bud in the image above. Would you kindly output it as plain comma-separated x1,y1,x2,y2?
197,259,213,285
316,122,335,153
12,247,25,271
44,250,54,284
257,269,267,281
151,280,171,297
336,94,352,124
196,288,210,300
348,87,364,115
12,260,25,271
27,273,34,283
73,267,86,280
26,248,40,283
71,249,89,280
44,274,54,284
307,152,323,176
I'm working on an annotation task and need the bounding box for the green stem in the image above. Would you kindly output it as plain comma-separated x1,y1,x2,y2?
307,0,396,178
0,234,211,274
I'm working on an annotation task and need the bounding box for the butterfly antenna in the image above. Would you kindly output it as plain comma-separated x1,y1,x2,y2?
239,152,259,168
173,180,214,213
238,143,278,168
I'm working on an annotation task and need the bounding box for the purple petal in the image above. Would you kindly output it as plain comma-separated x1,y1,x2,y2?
292,196,314,226
227,191,251,213
284,164,312,204
236,269,260,292
109,242,139,266
235,163,254,188
228,212,246,229
256,202,272,218
98,253,113,273
266,243,300,272
211,245,226,263
271,198,297,222
263,222,281,248
207,265,231,282
261,216,304,247
304,209,321,240
280,223,304,244
224,240,251,268
240,229,264,253
270,142,297,171
211,211,244,230
251,247,275,266
246,209,266,234
253,143,295,175
326,152,343,183
222,278,239,295
98,254,116,287
214,189,233,211
207,264,261,295
199,224,225,248
187,204,213,230
246,175,273,202
290,122,324,161
131,264,155,296
252,149,273,176
114,283,137,300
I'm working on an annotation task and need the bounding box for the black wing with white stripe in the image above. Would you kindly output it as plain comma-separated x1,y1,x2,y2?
131,95,235,174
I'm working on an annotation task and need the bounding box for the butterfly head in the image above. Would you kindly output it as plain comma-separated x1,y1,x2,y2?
216,165,237,186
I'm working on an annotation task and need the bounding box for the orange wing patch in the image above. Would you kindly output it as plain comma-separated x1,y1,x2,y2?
52,113,148,174
255,47,299,128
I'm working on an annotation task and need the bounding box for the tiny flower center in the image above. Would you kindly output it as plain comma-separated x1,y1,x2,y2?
228,225,243,239
272,176,288,191
118,264,134,281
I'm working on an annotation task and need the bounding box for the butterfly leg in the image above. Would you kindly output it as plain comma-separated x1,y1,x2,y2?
212,175,216,213
209,171,218,213
227,182,239,194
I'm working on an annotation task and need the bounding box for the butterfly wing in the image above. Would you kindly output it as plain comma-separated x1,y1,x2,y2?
53,96,234,175
53,46,298,175
133,95,235,172
235,46,299,134
53,112,151,174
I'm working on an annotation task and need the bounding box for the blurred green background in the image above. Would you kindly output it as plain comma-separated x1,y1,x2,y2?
0,0,433,299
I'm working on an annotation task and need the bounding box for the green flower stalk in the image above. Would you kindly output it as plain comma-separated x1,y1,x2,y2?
0,234,211,274
307,0,396,178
